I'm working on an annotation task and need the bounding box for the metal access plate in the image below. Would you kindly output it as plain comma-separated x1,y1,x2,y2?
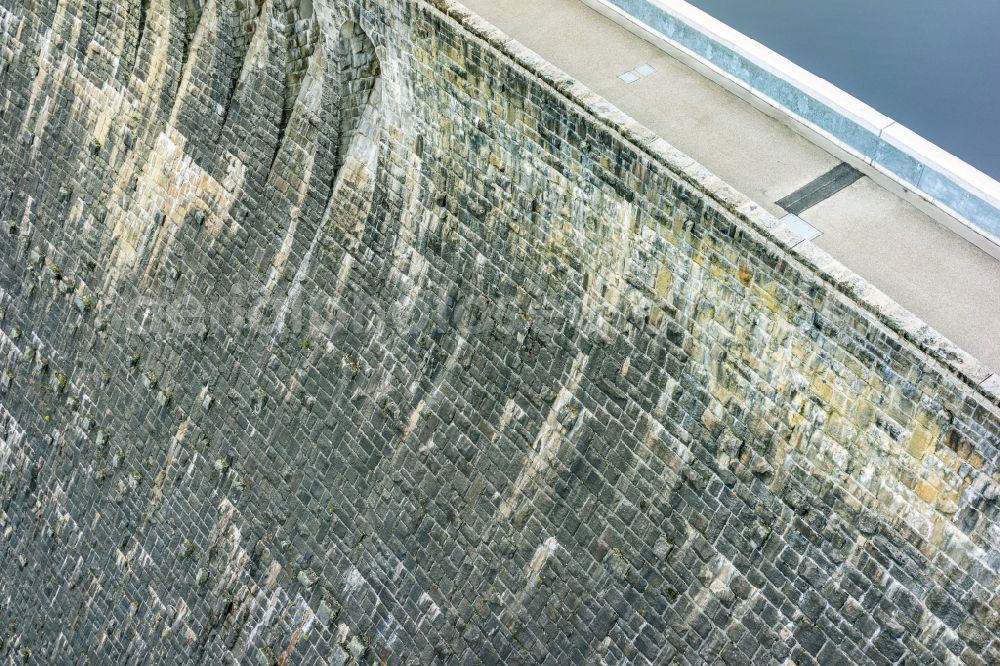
779,213,822,242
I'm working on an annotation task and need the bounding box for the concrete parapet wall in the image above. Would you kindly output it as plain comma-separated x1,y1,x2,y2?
583,0,1000,252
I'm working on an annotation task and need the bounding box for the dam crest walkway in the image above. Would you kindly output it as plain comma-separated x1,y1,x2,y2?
459,0,1000,373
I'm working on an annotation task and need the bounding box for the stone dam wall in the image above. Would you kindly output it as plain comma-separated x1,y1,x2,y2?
0,0,997,664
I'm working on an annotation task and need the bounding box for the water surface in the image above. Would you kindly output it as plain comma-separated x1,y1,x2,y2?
687,0,1000,180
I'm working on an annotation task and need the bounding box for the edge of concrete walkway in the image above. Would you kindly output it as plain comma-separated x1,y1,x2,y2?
581,0,1000,260
431,0,1000,406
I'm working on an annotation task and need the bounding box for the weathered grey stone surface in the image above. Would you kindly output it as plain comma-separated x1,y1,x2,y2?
0,0,997,664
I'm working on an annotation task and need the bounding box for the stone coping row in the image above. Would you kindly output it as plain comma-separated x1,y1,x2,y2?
583,0,1000,252
430,0,1000,407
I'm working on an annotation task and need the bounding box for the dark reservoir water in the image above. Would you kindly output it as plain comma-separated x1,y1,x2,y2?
686,0,1000,180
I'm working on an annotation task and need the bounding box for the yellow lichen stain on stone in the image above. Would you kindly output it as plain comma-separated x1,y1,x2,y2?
914,480,939,504
907,425,937,461
786,403,807,431
736,260,753,286
766,291,786,316
810,375,834,404
707,377,735,415
545,217,582,267
854,399,877,430
828,387,851,417
934,483,964,515
704,255,728,283
968,452,985,470
655,268,672,298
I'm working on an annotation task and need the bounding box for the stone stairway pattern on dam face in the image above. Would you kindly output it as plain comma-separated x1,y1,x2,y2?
0,0,997,664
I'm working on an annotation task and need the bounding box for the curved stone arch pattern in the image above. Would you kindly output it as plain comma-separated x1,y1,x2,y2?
311,4,387,183
331,20,382,175
248,16,386,363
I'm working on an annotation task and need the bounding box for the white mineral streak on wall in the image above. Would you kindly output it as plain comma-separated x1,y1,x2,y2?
382,156,437,338
525,536,562,590
0,402,27,475
257,49,327,338
417,592,442,624
497,537,564,621
0,6,20,66
494,398,527,442
577,191,634,343
21,2,72,138
265,21,386,354
687,553,735,619
43,0,242,285
106,128,247,281
165,0,218,130
236,0,275,87
0,329,21,362
500,352,588,519
245,587,283,648
343,565,366,596
401,399,426,442
269,210,324,339
266,70,381,353
163,599,191,639
208,499,252,591
149,419,192,509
